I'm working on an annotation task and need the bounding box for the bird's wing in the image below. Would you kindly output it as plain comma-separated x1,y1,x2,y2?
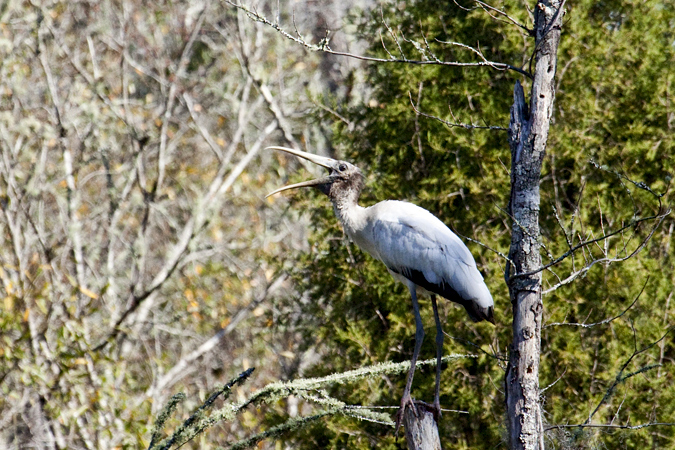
367,201,493,314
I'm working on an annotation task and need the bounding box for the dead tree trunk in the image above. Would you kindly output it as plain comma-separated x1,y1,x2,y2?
403,404,442,450
505,1,564,449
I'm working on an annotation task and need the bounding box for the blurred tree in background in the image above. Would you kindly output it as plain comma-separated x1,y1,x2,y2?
270,0,674,449
0,0,363,447
0,0,673,449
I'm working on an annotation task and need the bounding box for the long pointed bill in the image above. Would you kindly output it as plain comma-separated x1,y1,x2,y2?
266,146,336,197
267,146,337,168
265,177,333,198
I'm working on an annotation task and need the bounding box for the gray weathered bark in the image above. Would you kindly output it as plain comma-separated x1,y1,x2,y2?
505,1,564,449
403,404,442,450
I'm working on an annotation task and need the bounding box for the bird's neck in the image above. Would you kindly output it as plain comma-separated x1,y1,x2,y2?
332,196,366,238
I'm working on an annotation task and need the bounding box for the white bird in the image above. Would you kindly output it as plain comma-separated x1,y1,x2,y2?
266,146,494,428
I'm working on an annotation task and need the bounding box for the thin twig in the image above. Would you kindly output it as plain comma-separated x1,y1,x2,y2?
540,368,567,393
545,422,675,432
510,210,670,282
544,278,647,328
453,0,532,33
345,405,469,414
408,92,507,131
225,0,533,78
312,100,354,131
590,160,668,199
584,327,673,425
454,229,513,267
445,334,508,362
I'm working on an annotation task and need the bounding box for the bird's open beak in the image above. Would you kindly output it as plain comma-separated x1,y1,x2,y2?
266,146,336,197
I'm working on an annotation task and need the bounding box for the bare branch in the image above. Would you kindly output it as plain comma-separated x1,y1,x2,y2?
183,93,224,162
93,118,278,351
545,422,675,432
225,1,533,78
445,334,508,362
590,160,668,200
412,82,427,169
156,0,210,197
510,209,670,283
544,279,647,328
312,100,355,131
381,8,407,60
145,275,286,399
408,92,507,131
453,0,532,33
585,327,673,425
540,368,567,393
454,228,514,267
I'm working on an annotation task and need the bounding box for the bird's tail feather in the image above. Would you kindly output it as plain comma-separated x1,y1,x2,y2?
392,265,496,324
464,303,495,324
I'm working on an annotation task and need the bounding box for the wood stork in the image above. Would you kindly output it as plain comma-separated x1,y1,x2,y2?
266,146,494,428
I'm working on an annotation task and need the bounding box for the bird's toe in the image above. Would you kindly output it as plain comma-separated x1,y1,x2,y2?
395,394,417,437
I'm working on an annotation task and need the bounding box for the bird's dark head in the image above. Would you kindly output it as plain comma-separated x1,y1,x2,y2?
266,146,364,204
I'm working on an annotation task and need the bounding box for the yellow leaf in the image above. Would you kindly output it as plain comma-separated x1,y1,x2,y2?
22,308,30,322
36,299,48,314
75,358,88,365
79,286,99,299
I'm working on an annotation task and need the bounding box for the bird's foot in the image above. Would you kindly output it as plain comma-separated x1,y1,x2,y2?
395,398,443,436
394,393,417,438
415,399,442,422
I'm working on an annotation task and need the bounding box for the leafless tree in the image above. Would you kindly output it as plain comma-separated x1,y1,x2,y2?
0,1,354,448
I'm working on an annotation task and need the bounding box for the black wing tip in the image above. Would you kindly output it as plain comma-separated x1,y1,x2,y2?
467,304,495,325
389,265,496,325
485,305,495,324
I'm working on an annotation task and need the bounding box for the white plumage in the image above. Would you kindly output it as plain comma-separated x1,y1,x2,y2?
267,146,494,428
343,200,493,319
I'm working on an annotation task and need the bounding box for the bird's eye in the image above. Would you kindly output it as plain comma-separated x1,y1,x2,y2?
338,163,347,172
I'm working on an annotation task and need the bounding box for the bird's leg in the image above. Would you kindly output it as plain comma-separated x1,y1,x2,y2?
396,285,425,435
430,294,443,422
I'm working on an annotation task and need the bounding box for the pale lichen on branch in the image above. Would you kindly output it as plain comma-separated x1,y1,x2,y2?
149,355,477,449
224,0,533,78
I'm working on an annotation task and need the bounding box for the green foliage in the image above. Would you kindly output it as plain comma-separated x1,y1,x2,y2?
270,0,675,448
